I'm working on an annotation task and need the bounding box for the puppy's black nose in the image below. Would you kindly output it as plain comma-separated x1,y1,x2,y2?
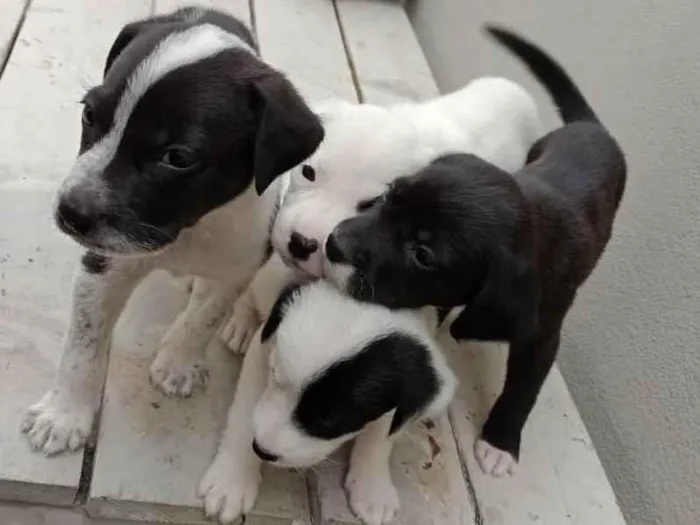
252,440,279,462
56,196,94,237
325,232,347,264
288,232,319,261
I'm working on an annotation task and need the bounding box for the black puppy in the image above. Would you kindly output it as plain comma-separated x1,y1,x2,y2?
323,26,627,476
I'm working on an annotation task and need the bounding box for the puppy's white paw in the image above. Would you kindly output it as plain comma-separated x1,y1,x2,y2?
21,389,93,455
346,466,399,525
149,347,208,398
474,439,518,477
198,451,261,524
219,295,259,354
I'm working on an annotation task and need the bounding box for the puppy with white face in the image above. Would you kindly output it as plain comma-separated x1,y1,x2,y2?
200,280,456,525
273,79,541,278
21,7,323,456
219,78,542,352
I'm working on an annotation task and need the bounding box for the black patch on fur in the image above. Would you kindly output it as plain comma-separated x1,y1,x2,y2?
260,283,303,343
81,251,109,274
293,333,439,439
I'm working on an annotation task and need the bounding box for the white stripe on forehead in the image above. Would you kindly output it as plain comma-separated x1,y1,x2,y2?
63,23,255,195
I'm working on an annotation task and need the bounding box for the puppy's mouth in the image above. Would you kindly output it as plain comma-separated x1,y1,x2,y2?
54,209,175,257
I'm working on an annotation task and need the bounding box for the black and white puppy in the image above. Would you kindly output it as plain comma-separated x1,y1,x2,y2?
21,7,323,455
199,279,456,525
323,27,627,476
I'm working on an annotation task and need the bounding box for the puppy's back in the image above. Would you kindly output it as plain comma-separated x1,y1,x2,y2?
420,77,542,173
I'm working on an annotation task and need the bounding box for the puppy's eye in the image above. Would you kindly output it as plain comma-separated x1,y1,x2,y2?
301,164,316,182
82,104,95,127
410,244,437,271
160,146,199,171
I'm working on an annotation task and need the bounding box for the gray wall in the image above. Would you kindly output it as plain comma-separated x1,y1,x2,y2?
407,1,700,524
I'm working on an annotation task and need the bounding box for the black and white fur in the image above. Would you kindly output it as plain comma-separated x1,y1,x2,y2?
21,7,323,455
200,279,456,525
219,77,543,352
323,27,627,477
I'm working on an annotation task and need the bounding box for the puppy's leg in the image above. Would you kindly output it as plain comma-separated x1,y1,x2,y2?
149,277,235,398
198,328,269,524
22,256,148,455
345,412,400,525
476,331,560,477
219,253,306,354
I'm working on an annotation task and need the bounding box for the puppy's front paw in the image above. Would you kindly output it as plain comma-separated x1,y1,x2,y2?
345,466,399,525
198,451,261,524
474,439,518,477
219,294,259,354
149,347,209,398
21,389,93,455
149,349,209,397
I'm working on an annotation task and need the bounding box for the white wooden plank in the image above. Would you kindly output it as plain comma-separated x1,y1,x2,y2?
312,416,475,525
255,0,357,103
0,0,151,506
156,0,251,28
87,272,310,524
335,0,439,104
444,338,627,525
0,0,25,67
88,1,308,520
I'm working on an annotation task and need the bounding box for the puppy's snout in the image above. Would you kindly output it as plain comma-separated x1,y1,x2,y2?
252,440,279,462
288,231,319,261
55,193,96,237
325,232,348,264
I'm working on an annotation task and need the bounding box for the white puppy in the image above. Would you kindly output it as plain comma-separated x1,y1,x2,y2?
200,278,456,525
220,76,541,352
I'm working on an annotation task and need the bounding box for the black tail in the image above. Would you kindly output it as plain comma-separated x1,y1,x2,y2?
486,25,597,123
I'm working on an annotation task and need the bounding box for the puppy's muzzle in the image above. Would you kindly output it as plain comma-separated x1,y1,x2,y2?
288,232,319,261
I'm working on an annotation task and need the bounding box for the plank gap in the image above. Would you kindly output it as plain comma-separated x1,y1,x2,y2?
331,0,364,103
446,410,483,525
0,0,32,80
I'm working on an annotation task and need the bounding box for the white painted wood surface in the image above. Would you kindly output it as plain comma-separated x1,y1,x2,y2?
0,0,151,506
312,417,475,525
335,0,439,104
255,0,357,103
86,273,310,524
0,0,25,63
445,338,627,525
157,0,251,27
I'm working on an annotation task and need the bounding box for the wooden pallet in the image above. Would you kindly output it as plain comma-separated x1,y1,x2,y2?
0,1,627,524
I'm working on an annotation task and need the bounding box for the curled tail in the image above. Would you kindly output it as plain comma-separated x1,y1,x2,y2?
486,25,597,124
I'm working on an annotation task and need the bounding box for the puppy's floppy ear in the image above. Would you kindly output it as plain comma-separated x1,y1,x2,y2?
251,74,324,195
104,20,151,77
260,283,302,342
452,247,539,341
104,10,185,77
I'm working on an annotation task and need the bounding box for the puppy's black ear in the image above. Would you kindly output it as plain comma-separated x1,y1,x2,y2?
452,248,539,342
104,20,150,77
251,74,324,195
260,283,302,343
104,10,186,78
387,337,440,435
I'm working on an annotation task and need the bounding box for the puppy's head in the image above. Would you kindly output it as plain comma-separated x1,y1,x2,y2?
56,8,323,256
271,100,433,277
251,281,455,468
324,153,539,337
